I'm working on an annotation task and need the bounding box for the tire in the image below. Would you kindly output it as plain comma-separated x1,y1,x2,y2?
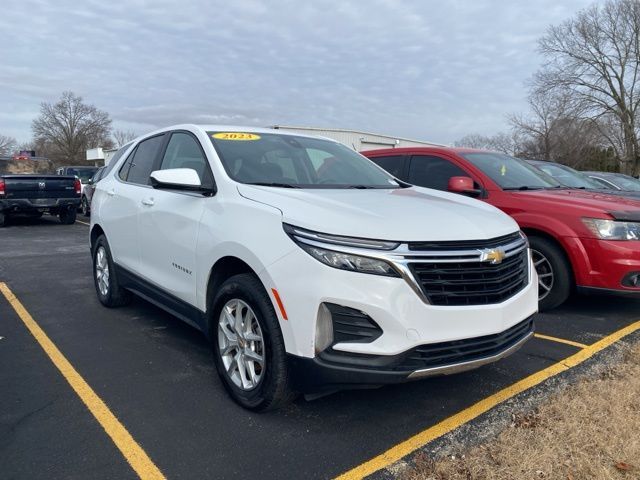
81,196,90,217
92,234,132,308
210,273,296,411
59,207,77,225
529,235,572,311
0,212,5,227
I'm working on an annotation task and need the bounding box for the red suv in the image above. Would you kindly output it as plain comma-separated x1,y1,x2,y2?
364,147,640,310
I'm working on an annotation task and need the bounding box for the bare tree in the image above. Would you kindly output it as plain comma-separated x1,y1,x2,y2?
454,131,523,156
0,134,17,155
32,91,112,165
535,0,640,174
112,129,137,147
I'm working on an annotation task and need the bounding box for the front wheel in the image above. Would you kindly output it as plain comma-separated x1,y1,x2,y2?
211,274,296,411
0,212,6,227
529,236,572,311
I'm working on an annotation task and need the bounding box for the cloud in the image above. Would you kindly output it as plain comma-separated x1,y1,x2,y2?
1,0,597,144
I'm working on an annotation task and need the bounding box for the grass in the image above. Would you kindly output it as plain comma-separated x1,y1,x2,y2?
401,342,640,480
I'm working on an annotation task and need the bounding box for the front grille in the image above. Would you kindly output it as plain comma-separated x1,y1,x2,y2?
319,316,534,372
406,233,529,306
408,232,522,251
396,316,534,371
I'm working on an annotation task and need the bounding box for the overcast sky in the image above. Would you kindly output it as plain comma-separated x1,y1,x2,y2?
1,0,597,145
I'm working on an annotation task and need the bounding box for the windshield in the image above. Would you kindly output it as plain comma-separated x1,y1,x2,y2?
533,163,602,189
462,152,561,190
208,132,400,188
68,167,98,182
609,174,640,191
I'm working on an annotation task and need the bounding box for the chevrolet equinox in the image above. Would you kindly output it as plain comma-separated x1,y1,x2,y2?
90,125,538,410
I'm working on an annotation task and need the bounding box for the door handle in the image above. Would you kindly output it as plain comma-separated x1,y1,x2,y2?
141,198,155,206
107,189,115,196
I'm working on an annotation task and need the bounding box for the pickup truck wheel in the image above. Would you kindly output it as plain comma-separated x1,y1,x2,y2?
92,235,132,308
59,207,77,225
211,274,296,411
0,212,5,227
81,197,90,217
529,236,571,311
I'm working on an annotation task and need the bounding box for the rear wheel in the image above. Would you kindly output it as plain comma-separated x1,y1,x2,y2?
81,196,90,217
529,235,571,311
0,212,5,227
59,207,77,225
211,274,296,411
92,234,132,308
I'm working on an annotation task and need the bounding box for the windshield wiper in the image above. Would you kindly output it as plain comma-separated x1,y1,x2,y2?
503,186,544,191
248,182,301,188
346,185,377,189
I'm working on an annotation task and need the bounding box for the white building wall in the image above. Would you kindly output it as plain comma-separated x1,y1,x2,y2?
270,126,444,151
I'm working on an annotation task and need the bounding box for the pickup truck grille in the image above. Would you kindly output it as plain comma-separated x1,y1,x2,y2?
406,233,529,306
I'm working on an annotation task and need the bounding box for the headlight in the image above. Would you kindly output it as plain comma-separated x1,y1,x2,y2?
301,244,399,276
284,224,400,277
582,218,640,240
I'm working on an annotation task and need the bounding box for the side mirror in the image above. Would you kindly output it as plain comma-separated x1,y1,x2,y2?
150,168,207,192
448,176,482,197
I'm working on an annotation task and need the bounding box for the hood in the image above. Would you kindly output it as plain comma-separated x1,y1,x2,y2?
509,188,640,215
238,185,519,242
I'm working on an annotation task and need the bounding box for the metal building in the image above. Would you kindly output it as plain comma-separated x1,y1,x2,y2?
270,125,444,151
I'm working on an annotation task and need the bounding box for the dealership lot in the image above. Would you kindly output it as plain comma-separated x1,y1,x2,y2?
1,218,639,480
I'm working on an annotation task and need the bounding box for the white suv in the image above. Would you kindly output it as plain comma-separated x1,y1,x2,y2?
90,125,538,410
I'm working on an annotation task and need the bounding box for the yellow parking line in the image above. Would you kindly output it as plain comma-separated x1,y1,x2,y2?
534,333,588,349
335,320,640,480
0,282,165,480
76,220,90,226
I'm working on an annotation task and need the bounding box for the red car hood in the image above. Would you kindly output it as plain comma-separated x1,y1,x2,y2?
508,188,640,216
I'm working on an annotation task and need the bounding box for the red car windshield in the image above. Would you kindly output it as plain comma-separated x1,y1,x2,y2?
462,152,561,190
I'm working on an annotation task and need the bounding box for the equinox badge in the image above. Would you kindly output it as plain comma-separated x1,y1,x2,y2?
480,248,506,264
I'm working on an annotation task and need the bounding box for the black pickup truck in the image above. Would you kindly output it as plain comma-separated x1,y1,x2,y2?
0,174,81,227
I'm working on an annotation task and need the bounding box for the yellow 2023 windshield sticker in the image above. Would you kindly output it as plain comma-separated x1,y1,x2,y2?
212,132,261,141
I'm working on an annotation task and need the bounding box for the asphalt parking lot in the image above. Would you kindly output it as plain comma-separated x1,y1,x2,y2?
1,217,639,480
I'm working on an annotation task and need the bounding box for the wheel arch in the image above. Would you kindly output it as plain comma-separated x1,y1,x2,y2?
205,256,269,338
90,224,105,250
521,227,576,285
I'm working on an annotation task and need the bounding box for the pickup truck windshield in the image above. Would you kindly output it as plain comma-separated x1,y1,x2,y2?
532,162,601,189
208,132,400,189
462,152,561,190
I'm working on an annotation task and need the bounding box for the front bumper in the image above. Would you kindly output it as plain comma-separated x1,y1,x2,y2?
575,237,640,293
288,316,535,393
261,245,539,359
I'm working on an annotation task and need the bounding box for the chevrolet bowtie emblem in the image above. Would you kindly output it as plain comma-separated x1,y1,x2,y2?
481,248,506,264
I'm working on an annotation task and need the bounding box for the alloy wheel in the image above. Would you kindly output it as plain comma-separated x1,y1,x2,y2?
95,246,110,296
217,299,265,391
531,248,554,301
